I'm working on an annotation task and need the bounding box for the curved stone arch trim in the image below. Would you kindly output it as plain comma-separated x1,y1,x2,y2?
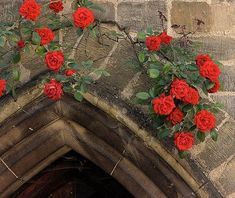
0,82,223,197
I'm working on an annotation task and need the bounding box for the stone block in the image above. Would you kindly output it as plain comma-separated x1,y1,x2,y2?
220,65,235,92
117,1,167,31
91,1,115,21
195,119,235,172
194,36,235,61
211,93,235,119
171,1,212,33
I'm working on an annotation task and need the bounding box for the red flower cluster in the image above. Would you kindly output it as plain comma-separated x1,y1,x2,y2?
73,7,95,29
45,51,64,72
152,94,175,115
0,79,6,97
194,110,216,132
146,32,172,51
167,108,184,125
49,0,64,13
196,54,221,93
17,40,25,49
170,79,199,105
174,132,194,151
65,69,76,76
19,0,41,21
35,28,55,45
44,79,63,100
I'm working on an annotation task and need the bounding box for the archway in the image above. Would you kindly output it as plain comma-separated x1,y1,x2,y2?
0,93,194,197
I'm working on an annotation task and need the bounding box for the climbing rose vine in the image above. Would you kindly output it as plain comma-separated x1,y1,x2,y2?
135,29,223,157
0,0,109,102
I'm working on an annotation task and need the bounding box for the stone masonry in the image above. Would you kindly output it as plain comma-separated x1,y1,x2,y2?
0,0,235,197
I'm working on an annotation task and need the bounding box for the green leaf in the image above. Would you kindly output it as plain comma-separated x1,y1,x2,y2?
148,69,160,79
76,28,83,36
32,32,41,45
138,52,145,63
136,92,150,100
137,32,146,41
179,151,189,159
0,36,6,47
12,68,20,81
163,63,171,73
35,46,47,56
74,91,83,102
146,27,153,35
197,131,206,142
0,62,8,68
158,128,169,139
12,52,21,64
210,129,218,141
81,60,93,69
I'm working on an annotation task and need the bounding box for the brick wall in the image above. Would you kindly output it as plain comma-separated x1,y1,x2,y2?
1,0,235,118
94,0,235,118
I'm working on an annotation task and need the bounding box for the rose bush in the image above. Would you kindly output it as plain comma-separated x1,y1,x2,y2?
0,0,108,103
135,28,223,157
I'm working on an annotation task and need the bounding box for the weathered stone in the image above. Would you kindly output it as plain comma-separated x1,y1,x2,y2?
210,156,235,196
195,119,235,172
91,1,115,21
219,65,235,91
194,36,235,61
117,1,167,31
171,1,212,33
0,0,21,22
211,93,235,119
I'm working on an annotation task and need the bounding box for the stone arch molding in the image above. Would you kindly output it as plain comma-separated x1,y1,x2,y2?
0,79,233,198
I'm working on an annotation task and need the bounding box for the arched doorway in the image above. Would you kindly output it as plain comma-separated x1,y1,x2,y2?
0,94,194,197
12,151,132,198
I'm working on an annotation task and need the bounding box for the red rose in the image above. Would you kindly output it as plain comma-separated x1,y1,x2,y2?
159,32,172,45
19,0,41,21
200,61,221,82
49,0,64,13
145,36,161,51
0,79,6,97
182,87,200,105
170,79,190,100
196,54,211,67
174,132,194,151
35,28,55,45
73,7,95,29
44,79,63,100
65,69,76,76
45,51,64,72
152,94,175,115
167,108,184,125
17,40,25,49
194,110,216,132
208,79,220,93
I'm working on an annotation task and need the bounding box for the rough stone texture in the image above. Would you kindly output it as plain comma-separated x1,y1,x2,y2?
194,36,235,61
220,65,235,92
211,93,235,119
0,0,21,22
171,1,212,33
92,1,115,21
117,1,167,31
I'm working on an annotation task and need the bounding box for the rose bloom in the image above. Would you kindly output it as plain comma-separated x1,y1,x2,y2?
45,51,64,72
167,108,184,125
196,54,211,67
49,0,64,13
35,28,55,45
208,79,220,93
73,7,95,29
17,40,25,49
44,79,63,100
182,87,200,105
65,69,76,76
170,79,190,100
174,132,194,151
152,94,175,115
200,61,221,82
194,110,216,132
19,0,41,21
159,32,172,45
0,79,6,97
145,36,161,51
